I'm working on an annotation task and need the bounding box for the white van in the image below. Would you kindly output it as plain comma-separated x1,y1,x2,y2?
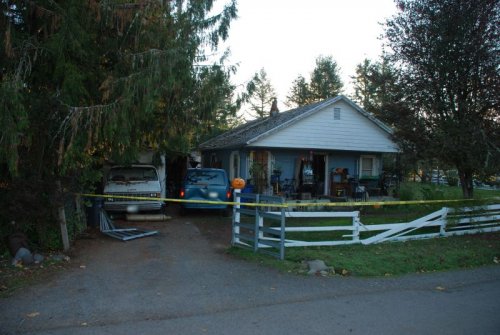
103,165,164,213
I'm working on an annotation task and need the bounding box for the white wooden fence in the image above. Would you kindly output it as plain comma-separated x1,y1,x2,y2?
232,191,500,260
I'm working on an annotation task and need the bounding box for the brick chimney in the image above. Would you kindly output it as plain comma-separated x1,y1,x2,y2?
270,98,279,116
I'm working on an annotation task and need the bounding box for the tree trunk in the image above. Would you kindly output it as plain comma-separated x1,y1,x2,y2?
458,169,474,199
56,180,70,251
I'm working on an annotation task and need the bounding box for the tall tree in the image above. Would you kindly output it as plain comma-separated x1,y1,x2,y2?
286,75,312,108
309,55,343,101
385,0,500,198
0,0,238,247
247,68,277,118
351,59,378,113
351,56,401,123
286,55,343,108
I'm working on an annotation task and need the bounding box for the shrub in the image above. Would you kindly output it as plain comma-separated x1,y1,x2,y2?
446,170,459,186
398,183,416,201
421,186,445,200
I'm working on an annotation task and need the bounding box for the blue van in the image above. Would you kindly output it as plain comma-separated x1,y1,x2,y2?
180,168,232,214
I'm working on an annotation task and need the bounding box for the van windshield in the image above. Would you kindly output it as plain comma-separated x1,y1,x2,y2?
186,170,225,186
108,167,158,182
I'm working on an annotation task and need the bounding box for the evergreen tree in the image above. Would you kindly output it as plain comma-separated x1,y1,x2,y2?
309,55,343,101
285,55,343,108
0,0,238,247
351,56,401,123
286,75,312,108
351,59,378,113
247,68,277,118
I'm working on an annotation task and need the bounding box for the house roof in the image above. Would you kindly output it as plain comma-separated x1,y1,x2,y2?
199,95,394,151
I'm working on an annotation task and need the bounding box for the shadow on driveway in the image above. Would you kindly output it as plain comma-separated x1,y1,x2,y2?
1,205,499,334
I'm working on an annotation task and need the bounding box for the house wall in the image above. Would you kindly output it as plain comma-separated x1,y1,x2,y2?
270,150,305,181
201,148,383,196
328,151,358,178
250,100,397,153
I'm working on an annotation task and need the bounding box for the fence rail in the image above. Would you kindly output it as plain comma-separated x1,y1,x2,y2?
232,191,500,260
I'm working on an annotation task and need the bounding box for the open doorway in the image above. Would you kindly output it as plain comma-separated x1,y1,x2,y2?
312,154,326,196
165,155,188,198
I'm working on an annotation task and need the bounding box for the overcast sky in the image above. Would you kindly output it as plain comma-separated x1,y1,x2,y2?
217,0,398,112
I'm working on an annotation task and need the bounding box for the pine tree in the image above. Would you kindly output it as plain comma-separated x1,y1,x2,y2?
351,59,378,113
286,75,312,108
247,68,277,118
0,0,239,247
351,56,401,123
309,55,343,101
285,55,343,107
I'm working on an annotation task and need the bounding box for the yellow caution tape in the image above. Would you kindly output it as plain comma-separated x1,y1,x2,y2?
78,193,489,208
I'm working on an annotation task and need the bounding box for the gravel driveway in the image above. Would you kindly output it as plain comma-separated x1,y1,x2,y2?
1,208,499,334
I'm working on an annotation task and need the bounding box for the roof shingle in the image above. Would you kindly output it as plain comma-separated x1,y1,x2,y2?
199,96,392,150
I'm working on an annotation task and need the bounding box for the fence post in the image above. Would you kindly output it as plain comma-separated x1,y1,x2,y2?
440,207,448,236
279,197,286,260
352,211,360,243
254,194,260,253
232,189,241,245
259,207,264,242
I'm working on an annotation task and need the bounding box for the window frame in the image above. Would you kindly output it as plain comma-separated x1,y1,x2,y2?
359,155,378,178
229,151,240,181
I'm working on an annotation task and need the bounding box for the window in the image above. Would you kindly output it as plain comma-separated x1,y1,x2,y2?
360,156,377,177
333,108,341,120
186,170,226,186
108,166,158,182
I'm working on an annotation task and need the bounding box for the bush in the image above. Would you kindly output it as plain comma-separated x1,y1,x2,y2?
446,170,459,186
398,183,416,201
0,179,86,254
421,186,445,200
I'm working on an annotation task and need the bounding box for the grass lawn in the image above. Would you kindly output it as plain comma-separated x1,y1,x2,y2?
228,232,500,277
229,184,500,277
398,182,500,201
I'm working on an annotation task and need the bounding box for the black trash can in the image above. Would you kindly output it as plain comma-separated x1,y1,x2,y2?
85,197,103,228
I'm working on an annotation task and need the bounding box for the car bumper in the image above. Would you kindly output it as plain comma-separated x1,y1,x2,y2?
181,197,229,209
103,201,164,213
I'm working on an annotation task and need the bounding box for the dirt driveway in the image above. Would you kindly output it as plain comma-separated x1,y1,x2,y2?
1,207,500,334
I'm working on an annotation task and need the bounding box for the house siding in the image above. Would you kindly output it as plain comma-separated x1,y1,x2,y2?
328,152,358,178
271,150,302,181
250,101,397,153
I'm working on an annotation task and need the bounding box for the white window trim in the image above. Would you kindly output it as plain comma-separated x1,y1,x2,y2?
324,154,329,195
229,151,240,181
247,151,254,180
267,152,274,187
